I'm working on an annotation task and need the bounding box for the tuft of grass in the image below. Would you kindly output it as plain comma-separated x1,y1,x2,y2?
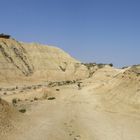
47,97,56,100
3,92,7,95
12,98,17,105
17,98,21,102
34,97,38,101
19,108,26,113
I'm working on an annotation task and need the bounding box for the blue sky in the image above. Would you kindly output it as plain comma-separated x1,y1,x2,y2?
0,0,140,67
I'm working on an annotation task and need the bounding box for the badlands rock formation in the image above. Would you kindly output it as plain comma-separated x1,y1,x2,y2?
0,37,140,140
0,38,88,86
0,38,114,87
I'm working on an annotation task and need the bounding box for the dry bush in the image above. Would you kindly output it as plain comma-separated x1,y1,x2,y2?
47,97,56,100
19,108,26,113
34,97,38,101
12,98,17,105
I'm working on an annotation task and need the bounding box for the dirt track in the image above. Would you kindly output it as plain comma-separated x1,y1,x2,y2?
3,83,140,140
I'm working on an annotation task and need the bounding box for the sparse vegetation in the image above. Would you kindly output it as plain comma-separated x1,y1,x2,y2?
34,97,38,101
12,98,17,105
3,92,7,95
17,99,21,102
122,66,129,69
66,80,71,84
48,80,76,87
47,97,56,100
19,108,26,113
33,87,37,90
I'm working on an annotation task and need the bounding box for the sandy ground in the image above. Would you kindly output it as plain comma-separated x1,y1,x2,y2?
1,82,140,140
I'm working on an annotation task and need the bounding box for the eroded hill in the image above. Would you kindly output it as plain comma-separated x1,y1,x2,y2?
0,38,89,86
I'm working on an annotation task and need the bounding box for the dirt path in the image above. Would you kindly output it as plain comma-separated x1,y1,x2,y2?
7,85,140,140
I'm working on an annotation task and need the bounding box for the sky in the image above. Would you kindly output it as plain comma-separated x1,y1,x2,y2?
0,0,140,67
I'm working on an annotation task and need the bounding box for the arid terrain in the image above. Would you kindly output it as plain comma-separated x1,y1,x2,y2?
0,38,140,140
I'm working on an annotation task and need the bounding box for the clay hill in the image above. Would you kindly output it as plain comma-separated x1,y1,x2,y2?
87,65,140,113
0,38,87,86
